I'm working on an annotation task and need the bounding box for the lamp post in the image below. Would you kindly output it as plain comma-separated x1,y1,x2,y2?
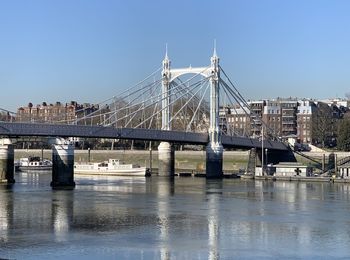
265,148,268,175
261,125,264,176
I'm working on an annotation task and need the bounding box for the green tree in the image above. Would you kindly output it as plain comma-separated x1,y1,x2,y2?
337,117,350,151
312,102,334,147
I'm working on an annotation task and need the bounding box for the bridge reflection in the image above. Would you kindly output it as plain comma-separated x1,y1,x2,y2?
2,174,346,258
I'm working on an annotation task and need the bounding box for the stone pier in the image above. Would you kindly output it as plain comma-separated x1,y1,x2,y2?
0,139,15,184
158,142,175,177
205,143,223,179
51,139,75,189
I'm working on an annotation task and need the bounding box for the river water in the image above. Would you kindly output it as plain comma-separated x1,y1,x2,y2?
1,172,350,259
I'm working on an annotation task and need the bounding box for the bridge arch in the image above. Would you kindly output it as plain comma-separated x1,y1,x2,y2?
169,67,212,83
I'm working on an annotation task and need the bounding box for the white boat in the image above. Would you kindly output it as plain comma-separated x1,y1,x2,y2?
15,156,53,171
74,159,150,177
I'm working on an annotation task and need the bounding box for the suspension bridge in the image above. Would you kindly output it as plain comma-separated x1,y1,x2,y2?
0,47,293,187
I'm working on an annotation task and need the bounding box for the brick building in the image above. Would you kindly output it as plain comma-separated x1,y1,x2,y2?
221,98,348,146
296,100,315,143
222,105,250,136
16,101,99,124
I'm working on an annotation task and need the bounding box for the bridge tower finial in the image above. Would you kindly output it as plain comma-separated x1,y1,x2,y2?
162,43,171,131
165,43,169,60
213,39,218,57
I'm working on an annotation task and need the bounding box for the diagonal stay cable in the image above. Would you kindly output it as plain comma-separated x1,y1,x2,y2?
132,77,210,129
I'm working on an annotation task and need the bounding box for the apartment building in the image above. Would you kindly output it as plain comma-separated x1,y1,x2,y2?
17,101,99,124
262,100,281,137
296,100,315,143
222,105,250,136
248,100,265,137
280,100,298,138
221,98,346,147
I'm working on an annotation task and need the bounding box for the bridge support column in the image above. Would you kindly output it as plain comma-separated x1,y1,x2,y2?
334,153,338,176
205,46,223,179
0,139,15,184
158,142,174,177
51,139,75,189
206,143,223,179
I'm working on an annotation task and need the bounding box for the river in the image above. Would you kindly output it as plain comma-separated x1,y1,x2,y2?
1,172,350,259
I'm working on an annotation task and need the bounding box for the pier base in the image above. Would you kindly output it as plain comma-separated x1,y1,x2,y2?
206,143,223,179
51,141,75,189
158,142,174,177
0,139,15,184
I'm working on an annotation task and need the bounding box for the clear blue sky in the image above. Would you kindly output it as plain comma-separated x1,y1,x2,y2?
1,0,350,111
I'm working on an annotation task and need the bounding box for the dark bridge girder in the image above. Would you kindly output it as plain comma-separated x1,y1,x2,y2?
0,122,288,151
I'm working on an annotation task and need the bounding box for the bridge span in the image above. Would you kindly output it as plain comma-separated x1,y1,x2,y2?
0,122,288,151
0,48,295,187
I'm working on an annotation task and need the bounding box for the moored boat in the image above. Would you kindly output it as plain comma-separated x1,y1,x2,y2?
74,159,150,177
15,156,53,171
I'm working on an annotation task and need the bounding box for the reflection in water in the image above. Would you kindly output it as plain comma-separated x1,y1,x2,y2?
206,180,222,260
156,178,174,260
52,191,73,242
2,173,350,258
76,175,147,193
0,184,13,242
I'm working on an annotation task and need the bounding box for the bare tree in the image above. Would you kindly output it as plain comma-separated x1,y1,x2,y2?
337,113,350,151
345,92,350,100
312,102,336,147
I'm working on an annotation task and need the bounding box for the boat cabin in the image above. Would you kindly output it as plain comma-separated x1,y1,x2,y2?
255,162,313,177
339,163,350,179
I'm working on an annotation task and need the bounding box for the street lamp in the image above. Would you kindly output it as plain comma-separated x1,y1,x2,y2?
265,148,268,175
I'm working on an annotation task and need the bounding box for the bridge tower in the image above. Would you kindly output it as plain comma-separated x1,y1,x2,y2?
158,46,175,176
0,138,15,184
51,138,75,189
158,45,223,178
206,47,223,178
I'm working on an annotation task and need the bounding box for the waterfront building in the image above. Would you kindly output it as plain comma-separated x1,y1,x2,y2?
296,100,316,143
220,104,250,136
262,100,281,138
259,98,298,140
319,98,350,109
16,101,99,124
248,100,265,137
280,99,298,138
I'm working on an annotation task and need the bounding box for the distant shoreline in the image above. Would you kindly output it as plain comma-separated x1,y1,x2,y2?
14,149,349,172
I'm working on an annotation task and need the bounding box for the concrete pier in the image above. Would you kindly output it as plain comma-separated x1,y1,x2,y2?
51,140,75,189
158,142,174,177
0,139,15,184
205,143,223,179
334,153,338,176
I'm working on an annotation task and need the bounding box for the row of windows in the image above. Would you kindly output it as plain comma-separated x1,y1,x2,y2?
297,110,311,114
267,110,279,114
298,130,311,136
227,117,247,123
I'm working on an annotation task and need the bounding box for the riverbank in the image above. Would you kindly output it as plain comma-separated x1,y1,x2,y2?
251,175,350,184
14,149,350,175
14,149,249,173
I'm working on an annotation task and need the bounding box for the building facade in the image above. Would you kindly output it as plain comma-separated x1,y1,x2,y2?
221,98,348,147
17,101,99,124
296,100,315,143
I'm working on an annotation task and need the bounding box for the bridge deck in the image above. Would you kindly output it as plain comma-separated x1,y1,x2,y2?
0,122,288,151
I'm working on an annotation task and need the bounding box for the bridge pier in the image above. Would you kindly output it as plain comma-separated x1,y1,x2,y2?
206,143,223,178
51,139,75,189
158,142,174,177
0,139,15,184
